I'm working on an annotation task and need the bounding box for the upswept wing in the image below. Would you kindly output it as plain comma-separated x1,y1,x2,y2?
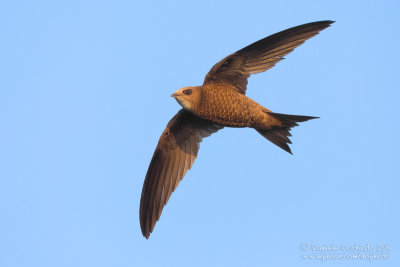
203,20,334,94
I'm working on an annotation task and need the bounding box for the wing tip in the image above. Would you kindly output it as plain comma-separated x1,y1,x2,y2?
320,20,335,23
313,20,335,25
299,20,335,33
314,20,335,29
140,218,153,239
143,232,150,239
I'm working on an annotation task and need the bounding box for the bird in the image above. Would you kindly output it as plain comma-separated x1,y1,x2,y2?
140,20,334,238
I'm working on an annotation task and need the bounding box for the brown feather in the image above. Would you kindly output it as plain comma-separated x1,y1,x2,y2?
139,109,222,238
203,20,334,94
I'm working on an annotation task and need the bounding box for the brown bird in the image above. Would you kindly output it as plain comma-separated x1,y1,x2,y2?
140,20,334,238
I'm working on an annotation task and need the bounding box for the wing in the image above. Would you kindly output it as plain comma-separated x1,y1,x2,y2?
203,20,334,94
140,109,222,238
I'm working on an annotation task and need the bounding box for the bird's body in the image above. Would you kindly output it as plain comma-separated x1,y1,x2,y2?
140,20,334,238
176,85,278,128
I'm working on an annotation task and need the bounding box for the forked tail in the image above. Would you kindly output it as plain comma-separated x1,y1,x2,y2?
255,112,318,154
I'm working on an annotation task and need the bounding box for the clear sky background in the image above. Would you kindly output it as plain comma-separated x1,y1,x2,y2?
1,1,399,266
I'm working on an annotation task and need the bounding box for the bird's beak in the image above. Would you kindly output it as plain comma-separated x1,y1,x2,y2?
171,93,179,98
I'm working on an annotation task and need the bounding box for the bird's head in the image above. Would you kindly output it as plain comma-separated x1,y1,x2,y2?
171,86,200,111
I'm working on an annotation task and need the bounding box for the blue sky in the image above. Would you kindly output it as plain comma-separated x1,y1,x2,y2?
1,1,399,266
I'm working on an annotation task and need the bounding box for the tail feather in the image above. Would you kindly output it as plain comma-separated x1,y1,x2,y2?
256,112,318,154
267,112,319,126
257,128,293,154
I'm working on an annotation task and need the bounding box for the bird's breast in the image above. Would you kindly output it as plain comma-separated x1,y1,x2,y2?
194,88,259,127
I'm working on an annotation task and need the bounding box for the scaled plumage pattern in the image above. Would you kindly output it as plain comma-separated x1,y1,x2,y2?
140,20,334,238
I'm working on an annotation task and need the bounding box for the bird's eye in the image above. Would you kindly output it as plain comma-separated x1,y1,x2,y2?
183,89,192,95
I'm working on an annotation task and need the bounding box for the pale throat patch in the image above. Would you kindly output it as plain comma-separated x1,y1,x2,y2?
174,97,191,110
